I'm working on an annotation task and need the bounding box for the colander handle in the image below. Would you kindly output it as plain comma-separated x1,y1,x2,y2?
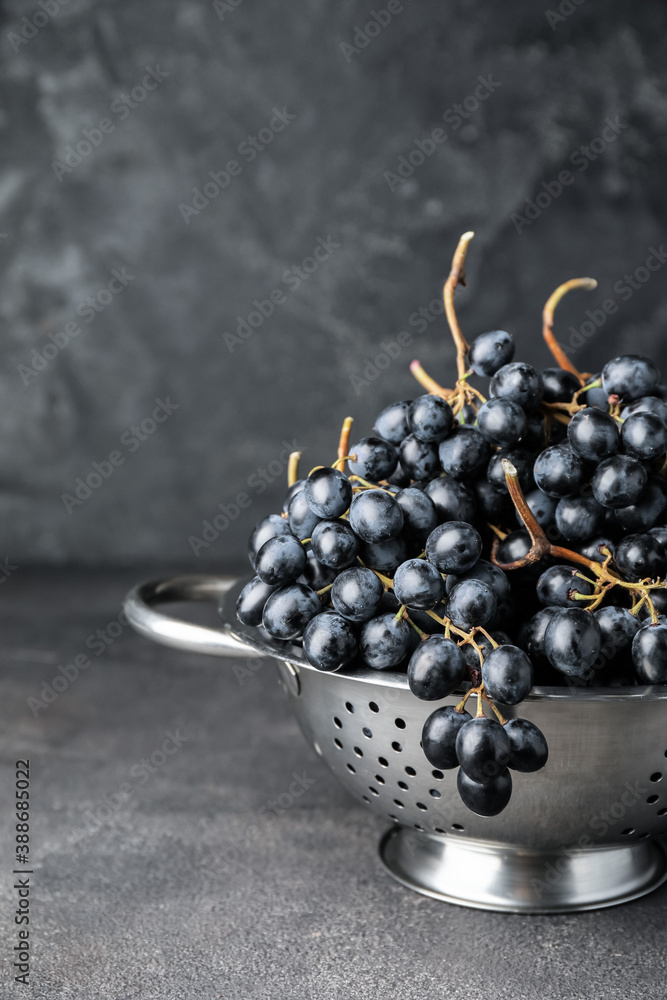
123,575,265,659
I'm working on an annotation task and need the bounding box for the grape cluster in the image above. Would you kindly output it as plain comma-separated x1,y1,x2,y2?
236,233,667,819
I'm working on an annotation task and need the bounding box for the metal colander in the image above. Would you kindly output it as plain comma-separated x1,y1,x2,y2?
124,575,667,913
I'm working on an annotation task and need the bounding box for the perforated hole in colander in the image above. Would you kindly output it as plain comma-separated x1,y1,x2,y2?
397,780,409,790
659,808,667,817
405,766,416,776
622,828,635,836
647,794,659,804
429,789,441,798
362,727,372,738
378,756,389,767
416,802,427,811
345,702,354,713
432,769,444,779
334,738,342,749
650,772,663,782
375,774,385,784
395,718,406,729
391,741,403,752
369,702,379,713
353,746,363,757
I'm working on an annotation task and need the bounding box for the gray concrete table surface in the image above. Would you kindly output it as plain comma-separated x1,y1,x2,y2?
0,568,666,1000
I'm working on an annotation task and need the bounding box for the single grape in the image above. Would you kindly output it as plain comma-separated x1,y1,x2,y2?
496,529,533,565
262,584,321,639
555,495,606,542
615,479,667,533
537,564,596,608
348,436,398,482
393,558,446,610
248,514,293,569
407,636,466,700
349,489,404,543
408,394,454,442
288,489,322,540
438,426,491,480
426,521,482,574
632,622,667,683
359,613,413,669
490,361,544,412
504,718,548,772
468,329,514,376
475,479,514,521
518,606,561,665
331,566,384,622
516,488,558,529
446,579,498,630
303,612,357,671
481,644,533,705
541,367,581,403
373,400,412,446
487,448,534,494
255,534,307,586
620,412,667,462
304,466,352,518
615,533,666,581
425,477,477,523
582,379,610,412
457,767,512,817
523,411,548,450
395,487,438,541
578,537,615,564
358,536,408,574
591,454,648,509
594,606,640,655
649,526,667,550
236,576,278,627
544,607,602,678
398,434,440,479
456,716,511,783
476,398,528,448
310,519,360,569
299,551,337,590
422,705,472,769
567,407,619,462
534,444,586,498
602,354,660,402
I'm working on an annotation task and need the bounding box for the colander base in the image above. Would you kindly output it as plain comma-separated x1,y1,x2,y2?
380,827,667,913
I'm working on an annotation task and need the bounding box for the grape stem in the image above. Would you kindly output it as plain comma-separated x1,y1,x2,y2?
444,231,474,381
287,451,302,487
333,417,354,470
542,277,597,382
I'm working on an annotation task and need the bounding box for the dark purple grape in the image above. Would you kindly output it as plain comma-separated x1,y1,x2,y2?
615,533,666,581
620,412,667,462
504,718,548,772
303,612,357,671
348,436,398,482
373,401,411,446
255,534,307,586
310,519,359,569
331,567,384,622
395,487,438,541
438,426,490,480
299,551,337,590
541,367,580,403
398,434,440,479
422,705,472,769
591,454,648,510
516,489,558,529
236,576,278,627
474,479,514,521
248,514,293,569
349,489,404,543
288,489,322,540
304,466,352,518
544,607,602,678
632,622,667,683
649,526,667,550
615,479,667,532
457,767,512,816
534,444,586,498
602,354,660,402
567,407,619,462
622,395,667,426
407,636,465,700
579,536,615,564
496,529,532,565
487,448,534,494
523,412,547,450
518,606,561,666
468,329,514,377
555,495,606,542
426,521,482,574
481,645,533,705
456,717,511,783
358,536,408,574
594,606,640,657
393,558,446,610
537,564,596,608
490,362,544,412
476,398,527,448
262,584,321,640
408,394,454,443
359,613,413,669
425,477,477,523
446,579,498,630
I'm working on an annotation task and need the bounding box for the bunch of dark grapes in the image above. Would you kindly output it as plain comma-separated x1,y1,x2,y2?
236,233,667,818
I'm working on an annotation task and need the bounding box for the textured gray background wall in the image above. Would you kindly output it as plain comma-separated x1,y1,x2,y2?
1,0,666,571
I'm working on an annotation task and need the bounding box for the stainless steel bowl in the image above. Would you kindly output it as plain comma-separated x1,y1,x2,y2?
124,575,667,913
